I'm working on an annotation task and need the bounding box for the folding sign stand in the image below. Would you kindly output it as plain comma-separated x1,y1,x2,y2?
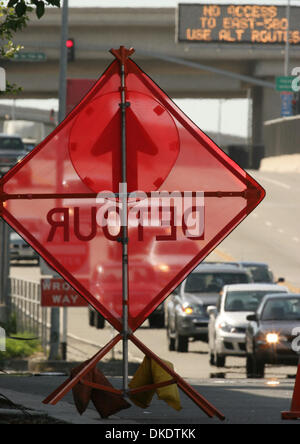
42,47,225,421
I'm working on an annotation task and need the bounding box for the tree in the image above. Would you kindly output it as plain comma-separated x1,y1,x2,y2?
0,0,61,94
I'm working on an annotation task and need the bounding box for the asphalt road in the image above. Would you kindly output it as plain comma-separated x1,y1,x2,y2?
0,375,297,424
217,170,300,290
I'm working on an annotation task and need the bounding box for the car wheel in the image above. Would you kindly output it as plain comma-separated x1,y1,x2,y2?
96,313,105,329
167,325,176,351
253,357,265,378
176,333,189,353
209,352,215,366
215,353,226,368
149,316,165,329
89,309,95,327
168,336,176,351
246,355,254,378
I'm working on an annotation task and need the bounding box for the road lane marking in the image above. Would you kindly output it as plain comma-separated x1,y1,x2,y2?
261,177,291,190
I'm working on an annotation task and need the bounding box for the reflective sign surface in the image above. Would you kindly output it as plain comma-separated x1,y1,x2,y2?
0,57,265,331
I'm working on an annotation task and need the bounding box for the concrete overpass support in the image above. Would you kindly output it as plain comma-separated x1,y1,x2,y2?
251,83,281,167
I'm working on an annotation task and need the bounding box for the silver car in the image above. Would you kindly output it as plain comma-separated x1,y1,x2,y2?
208,283,288,367
0,134,27,175
166,264,252,353
10,231,39,263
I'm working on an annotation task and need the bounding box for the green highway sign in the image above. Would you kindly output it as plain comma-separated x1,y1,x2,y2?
276,76,296,92
13,52,47,62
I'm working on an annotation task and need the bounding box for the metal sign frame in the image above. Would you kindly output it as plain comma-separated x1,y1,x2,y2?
0,47,266,421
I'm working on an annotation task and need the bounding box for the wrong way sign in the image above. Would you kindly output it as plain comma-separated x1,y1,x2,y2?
41,278,88,307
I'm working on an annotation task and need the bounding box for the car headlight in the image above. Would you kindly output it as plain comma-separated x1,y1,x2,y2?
266,333,279,344
218,322,237,333
181,304,194,315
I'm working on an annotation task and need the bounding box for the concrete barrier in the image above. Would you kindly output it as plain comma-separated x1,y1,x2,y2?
264,115,300,158
261,114,300,173
260,154,300,173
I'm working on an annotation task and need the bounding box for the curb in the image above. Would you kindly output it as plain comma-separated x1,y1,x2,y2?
1,358,140,376
260,154,300,173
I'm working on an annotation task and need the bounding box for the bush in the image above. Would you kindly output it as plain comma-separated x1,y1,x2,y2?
0,332,41,362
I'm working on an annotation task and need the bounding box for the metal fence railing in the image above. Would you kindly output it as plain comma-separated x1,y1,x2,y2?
10,278,49,353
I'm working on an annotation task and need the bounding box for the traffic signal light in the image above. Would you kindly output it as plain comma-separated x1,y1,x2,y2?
292,93,300,115
66,38,75,62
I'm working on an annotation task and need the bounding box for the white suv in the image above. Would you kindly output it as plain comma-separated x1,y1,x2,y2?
207,283,288,367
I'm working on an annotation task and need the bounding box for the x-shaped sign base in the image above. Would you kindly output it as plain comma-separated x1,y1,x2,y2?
43,333,225,421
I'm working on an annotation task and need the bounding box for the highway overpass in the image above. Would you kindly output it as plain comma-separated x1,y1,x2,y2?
1,7,298,147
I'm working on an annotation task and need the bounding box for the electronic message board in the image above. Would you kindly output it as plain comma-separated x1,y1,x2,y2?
177,4,300,44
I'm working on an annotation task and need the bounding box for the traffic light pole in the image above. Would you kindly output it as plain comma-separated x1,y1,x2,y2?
49,0,69,361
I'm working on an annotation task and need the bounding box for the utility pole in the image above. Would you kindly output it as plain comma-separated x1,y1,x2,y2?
49,0,69,361
58,0,69,124
284,0,291,76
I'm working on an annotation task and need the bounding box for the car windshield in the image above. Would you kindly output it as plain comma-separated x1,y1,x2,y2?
224,290,284,312
261,298,300,321
185,272,249,293
0,137,23,150
243,265,273,283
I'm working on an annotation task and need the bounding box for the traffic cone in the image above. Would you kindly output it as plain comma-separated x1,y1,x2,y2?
282,357,300,420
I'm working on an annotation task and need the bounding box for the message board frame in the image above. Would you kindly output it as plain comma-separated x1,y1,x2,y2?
177,3,300,45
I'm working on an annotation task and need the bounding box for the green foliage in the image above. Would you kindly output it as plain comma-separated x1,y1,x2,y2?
0,331,42,362
0,0,61,93
0,312,17,336
7,1,61,19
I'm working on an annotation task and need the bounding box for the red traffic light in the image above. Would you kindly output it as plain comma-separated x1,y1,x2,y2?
66,39,74,49
66,38,75,62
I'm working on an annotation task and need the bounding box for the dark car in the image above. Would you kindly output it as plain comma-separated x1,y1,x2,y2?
239,262,285,284
166,264,252,352
246,293,300,378
206,261,284,284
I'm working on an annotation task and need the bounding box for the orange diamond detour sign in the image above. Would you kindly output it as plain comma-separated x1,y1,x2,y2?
0,47,265,420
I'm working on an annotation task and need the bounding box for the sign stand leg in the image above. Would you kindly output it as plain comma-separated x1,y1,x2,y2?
110,45,135,397
43,333,122,405
61,307,68,361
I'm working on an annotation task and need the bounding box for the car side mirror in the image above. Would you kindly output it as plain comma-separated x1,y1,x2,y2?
207,305,218,316
277,277,285,283
246,313,257,322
